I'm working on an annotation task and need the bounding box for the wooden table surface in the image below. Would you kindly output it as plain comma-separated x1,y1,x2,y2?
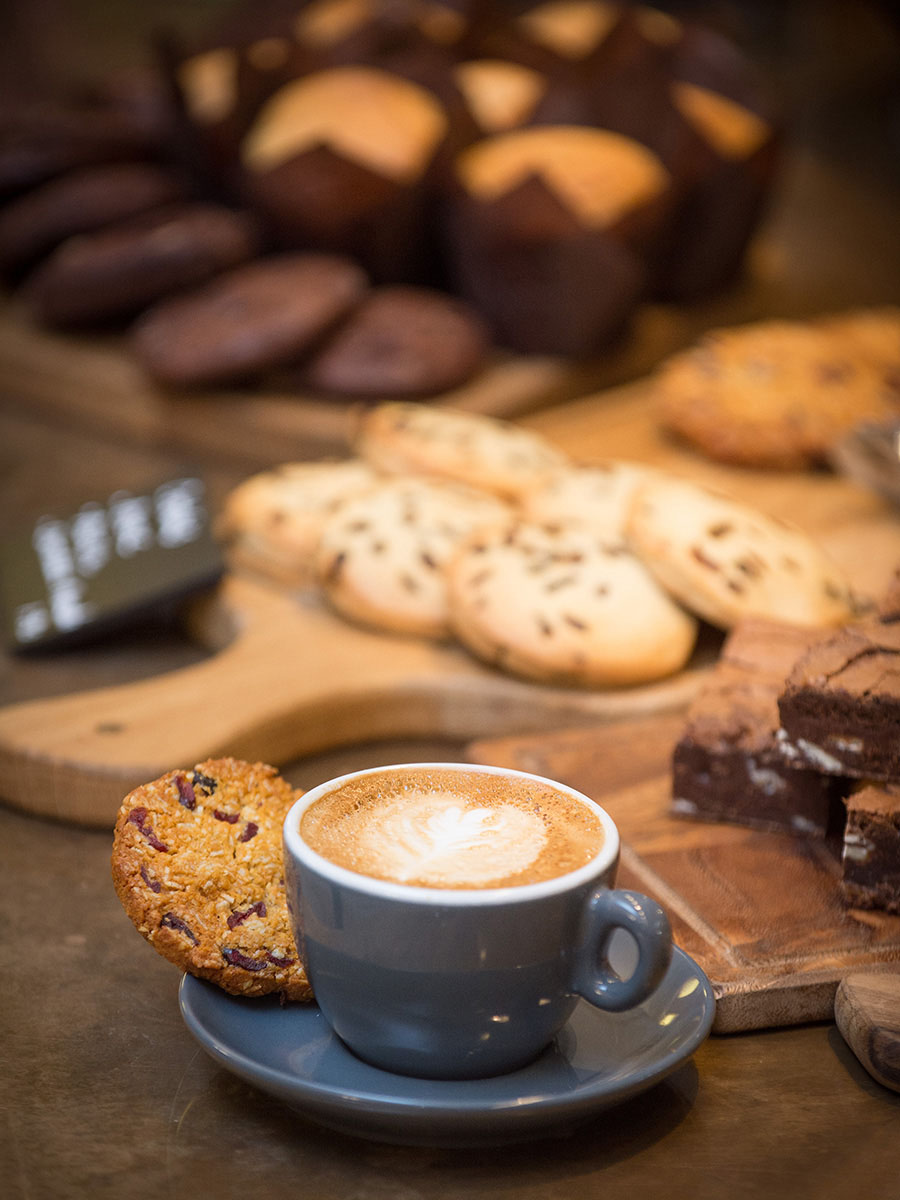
3,2,900,1198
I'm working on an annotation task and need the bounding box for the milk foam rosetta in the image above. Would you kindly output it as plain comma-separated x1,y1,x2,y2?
299,768,605,889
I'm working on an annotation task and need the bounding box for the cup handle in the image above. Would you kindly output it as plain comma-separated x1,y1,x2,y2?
572,889,673,1012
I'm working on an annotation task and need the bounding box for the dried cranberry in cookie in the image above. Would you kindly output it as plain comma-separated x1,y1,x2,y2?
111,757,311,1001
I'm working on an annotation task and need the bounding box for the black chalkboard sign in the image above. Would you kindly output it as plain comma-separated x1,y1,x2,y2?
0,476,224,651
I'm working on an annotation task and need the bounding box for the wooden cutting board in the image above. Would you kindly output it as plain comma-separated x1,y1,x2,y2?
0,572,720,828
467,715,900,1034
0,297,581,463
0,295,765,464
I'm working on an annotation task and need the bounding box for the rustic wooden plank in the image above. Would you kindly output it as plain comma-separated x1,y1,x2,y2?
467,717,900,1034
0,574,718,827
835,970,900,1093
0,297,577,464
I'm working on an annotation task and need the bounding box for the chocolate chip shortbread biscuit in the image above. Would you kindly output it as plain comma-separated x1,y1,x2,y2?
446,520,698,686
519,461,660,536
625,476,859,630
111,757,312,1001
356,402,568,501
656,319,900,468
316,476,509,637
217,459,379,587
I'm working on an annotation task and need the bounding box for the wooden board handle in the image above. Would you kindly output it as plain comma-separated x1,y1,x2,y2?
0,575,710,827
835,969,900,1093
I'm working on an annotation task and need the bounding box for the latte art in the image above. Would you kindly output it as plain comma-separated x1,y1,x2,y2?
299,767,604,889
344,792,547,887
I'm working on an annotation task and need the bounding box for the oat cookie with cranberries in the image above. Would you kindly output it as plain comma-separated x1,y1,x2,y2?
111,757,312,1001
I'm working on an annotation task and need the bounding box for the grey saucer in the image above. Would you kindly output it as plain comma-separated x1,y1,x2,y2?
178,946,714,1147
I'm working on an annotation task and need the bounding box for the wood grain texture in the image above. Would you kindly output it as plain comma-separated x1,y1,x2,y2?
0,574,717,827
0,298,577,463
0,295,760,466
835,970,900,1093
2,298,899,829
467,717,900,1034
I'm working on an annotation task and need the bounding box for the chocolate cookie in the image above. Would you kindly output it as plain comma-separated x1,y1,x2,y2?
0,161,186,278
304,285,490,396
23,203,260,328
0,100,162,202
132,253,369,387
111,757,312,1001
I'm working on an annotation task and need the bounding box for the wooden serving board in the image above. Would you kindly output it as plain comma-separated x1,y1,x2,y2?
0,297,581,463
0,573,720,828
467,715,900,1035
0,294,769,465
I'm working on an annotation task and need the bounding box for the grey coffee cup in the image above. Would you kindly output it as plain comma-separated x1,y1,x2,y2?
282,763,672,1080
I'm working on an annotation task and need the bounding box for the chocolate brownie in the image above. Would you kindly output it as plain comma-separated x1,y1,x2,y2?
0,161,186,278
304,285,490,396
672,618,846,835
111,757,312,1001
877,568,900,623
23,203,260,328
776,618,900,782
131,252,369,387
841,784,900,913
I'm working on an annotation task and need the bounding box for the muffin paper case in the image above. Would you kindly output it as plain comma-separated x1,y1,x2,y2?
443,127,675,356
443,176,646,355
238,68,452,284
158,28,318,202
652,21,782,299
652,123,781,300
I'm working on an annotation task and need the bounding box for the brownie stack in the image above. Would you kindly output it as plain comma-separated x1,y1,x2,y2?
672,593,900,914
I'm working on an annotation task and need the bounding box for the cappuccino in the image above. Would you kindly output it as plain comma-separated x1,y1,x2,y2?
299,766,605,889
